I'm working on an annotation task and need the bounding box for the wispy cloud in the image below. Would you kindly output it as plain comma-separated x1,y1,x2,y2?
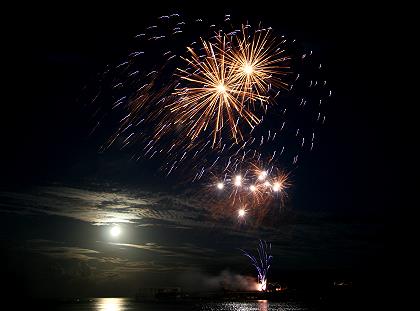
0,185,209,226
107,242,175,255
107,241,216,258
20,239,178,274
0,184,384,273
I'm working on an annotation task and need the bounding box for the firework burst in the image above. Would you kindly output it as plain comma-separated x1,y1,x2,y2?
171,35,260,146
170,26,293,148
226,25,292,104
210,160,290,223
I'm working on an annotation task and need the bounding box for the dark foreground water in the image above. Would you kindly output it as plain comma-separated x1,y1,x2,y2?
55,298,311,311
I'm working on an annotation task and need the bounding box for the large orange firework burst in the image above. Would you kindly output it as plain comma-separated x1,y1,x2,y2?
170,27,293,147
171,35,259,146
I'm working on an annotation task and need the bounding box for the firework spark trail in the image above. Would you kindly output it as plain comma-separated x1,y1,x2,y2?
242,240,273,291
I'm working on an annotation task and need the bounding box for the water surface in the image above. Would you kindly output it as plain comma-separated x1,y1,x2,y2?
56,298,311,311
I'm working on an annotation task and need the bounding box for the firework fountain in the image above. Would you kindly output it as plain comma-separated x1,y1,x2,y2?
242,240,273,291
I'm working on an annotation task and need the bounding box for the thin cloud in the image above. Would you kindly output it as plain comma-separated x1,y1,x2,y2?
107,241,216,259
20,239,178,274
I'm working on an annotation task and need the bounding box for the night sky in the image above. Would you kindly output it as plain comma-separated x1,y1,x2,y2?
2,1,392,300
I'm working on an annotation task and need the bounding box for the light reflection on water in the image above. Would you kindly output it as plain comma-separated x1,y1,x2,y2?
258,300,269,311
200,300,308,311
95,298,127,311
57,297,309,311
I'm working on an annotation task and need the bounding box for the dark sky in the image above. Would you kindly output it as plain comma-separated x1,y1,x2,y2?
1,1,393,299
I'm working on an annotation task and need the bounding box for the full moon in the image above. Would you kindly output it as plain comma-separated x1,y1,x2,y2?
110,226,121,237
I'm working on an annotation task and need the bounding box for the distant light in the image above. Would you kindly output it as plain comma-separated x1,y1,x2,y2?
234,175,242,186
217,182,224,190
258,171,267,180
238,209,246,217
249,185,257,192
264,181,271,187
110,226,121,237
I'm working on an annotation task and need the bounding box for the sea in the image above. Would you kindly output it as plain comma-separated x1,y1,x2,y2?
54,298,313,311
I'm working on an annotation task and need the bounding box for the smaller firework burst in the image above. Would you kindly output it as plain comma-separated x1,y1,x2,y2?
212,161,290,220
242,240,273,291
